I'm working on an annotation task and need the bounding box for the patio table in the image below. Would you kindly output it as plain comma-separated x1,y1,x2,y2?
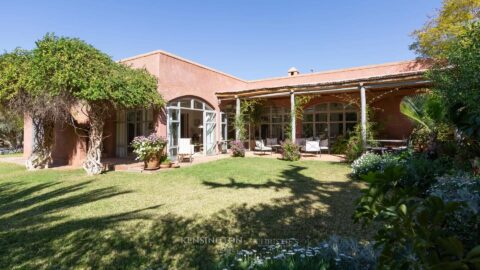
268,144,282,153
368,139,408,154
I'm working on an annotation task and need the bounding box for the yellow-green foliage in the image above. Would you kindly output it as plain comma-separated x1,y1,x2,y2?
411,0,480,59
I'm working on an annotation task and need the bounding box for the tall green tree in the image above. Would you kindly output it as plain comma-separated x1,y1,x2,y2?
411,0,480,59
0,48,66,168
30,34,164,175
0,50,27,149
429,22,480,144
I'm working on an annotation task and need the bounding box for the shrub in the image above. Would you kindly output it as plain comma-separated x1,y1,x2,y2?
410,126,431,153
345,135,363,163
345,122,378,162
331,135,348,154
428,175,480,250
159,155,171,164
281,140,301,161
355,167,480,269
216,235,377,270
400,154,462,196
351,152,401,179
130,133,167,161
230,140,245,157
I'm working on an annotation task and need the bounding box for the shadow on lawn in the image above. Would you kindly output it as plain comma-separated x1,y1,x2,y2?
0,164,367,269
202,164,367,243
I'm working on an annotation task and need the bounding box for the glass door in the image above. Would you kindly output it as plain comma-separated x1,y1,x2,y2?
167,107,180,158
203,110,216,155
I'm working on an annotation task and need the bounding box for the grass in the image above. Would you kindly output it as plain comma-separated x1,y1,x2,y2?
0,157,369,269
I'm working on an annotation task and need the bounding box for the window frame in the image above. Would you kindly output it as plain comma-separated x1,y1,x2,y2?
302,102,358,140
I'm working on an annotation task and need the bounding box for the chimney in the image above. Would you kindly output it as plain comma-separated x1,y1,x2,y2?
288,67,299,76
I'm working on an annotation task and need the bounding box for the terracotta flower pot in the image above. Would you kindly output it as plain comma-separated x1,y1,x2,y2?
159,162,171,169
144,156,160,170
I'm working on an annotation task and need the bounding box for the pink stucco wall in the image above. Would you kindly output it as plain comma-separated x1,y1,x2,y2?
120,51,247,143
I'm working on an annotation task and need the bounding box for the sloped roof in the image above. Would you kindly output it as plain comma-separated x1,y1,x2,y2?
239,59,431,92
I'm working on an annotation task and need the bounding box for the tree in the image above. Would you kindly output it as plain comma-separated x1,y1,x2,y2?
400,94,444,132
411,0,480,59
429,22,480,145
0,48,67,169
400,93,453,156
30,34,164,175
0,105,23,148
0,50,27,149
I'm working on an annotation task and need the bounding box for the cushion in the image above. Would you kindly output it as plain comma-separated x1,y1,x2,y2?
266,138,277,145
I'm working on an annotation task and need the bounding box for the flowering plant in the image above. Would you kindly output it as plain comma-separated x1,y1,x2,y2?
230,140,245,157
130,133,167,161
217,235,377,269
351,152,401,179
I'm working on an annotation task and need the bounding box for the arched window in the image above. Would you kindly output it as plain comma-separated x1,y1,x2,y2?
167,97,213,111
302,102,358,140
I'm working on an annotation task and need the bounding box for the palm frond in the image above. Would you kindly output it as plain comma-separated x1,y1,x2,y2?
400,95,432,131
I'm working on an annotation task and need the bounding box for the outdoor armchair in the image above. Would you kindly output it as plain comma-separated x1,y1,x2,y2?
320,139,330,155
178,138,195,163
305,140,321,156
254,140,273,155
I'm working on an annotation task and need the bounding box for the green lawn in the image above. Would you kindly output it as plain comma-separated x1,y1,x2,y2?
0,157,368,269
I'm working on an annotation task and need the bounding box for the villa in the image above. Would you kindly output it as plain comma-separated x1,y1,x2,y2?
23,50,431,166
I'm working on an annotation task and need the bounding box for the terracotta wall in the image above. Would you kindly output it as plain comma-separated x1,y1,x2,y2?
371,92,414,140
23,117,87,166
51,123,87,167
102,113,116,158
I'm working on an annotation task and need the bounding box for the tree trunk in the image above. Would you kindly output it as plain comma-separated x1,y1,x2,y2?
26,118,55,170
83,113,105,175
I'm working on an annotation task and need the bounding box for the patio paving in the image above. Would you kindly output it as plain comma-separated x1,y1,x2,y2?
0,152,345,172
0,156,26,166
245,151,346,162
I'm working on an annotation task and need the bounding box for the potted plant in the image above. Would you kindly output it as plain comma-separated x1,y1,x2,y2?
131,133,167,170
159,156,173,168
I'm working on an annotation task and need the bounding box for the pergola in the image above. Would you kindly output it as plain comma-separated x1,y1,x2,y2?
216,70,430,145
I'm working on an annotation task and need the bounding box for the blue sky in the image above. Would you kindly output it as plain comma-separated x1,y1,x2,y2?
0,0,442,80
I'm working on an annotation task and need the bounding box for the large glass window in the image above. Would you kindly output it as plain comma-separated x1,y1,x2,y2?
166,97,216,158
302,102,358,140
258,106,291,140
